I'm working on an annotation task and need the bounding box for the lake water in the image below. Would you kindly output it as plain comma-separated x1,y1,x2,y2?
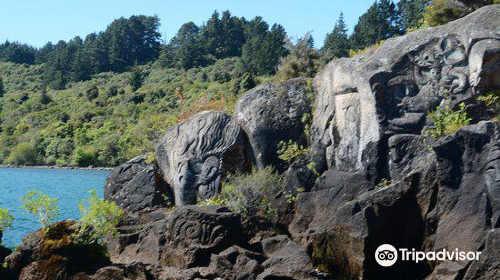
0,168,109,248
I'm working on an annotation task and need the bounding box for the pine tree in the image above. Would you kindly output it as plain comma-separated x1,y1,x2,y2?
397,0,430,31
322,13,350,61
0,77,4,97
350,0,401,51
128,67,144,92
350,2,381,50
241,22,287,75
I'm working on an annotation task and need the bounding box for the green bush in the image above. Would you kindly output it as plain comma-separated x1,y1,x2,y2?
219,167,283,221
424,0,499,27
0,208,14,232
72,146,99,167
6,142,40,166
477,90,500,119
424,0,463,26
77,190,124,244
277,140,311,165
21,190,59,231
424,102,471,140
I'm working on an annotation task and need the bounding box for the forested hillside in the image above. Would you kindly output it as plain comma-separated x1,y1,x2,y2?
0,0,495,167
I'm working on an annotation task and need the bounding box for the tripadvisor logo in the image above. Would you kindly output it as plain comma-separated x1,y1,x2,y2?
375,244,481,267
375,244,398,267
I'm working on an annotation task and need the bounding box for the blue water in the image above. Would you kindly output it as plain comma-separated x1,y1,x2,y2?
0,168,109,248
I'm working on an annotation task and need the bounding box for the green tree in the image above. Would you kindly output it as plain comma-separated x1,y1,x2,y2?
241,20,288,75
168,22,210,69
203,10,246,59
277,33,319,80
77,190,124,244
322,13,350,61
0,76,4,97
6,142,40,166
0,208,14,232
21,191,59,231
350,0,401,50
128,68,144,91
397,0,430,31
72,146,99,167
424,0,499,26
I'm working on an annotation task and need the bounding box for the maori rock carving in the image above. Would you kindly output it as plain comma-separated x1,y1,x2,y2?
412,35,469,97
156,111,248,205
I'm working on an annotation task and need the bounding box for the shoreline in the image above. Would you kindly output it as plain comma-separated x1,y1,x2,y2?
0,164,114,171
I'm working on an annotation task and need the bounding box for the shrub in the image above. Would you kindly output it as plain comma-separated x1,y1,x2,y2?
6,142,40,166
0,208,14,232
349,40,385,58
423,0,499,27
277,140,311,164
219,167,283,221
424,0,463,27
77,190,124,244
276,34,319,81
477,90,500,119
424,102,471,140
21,190,59,231
377,178,391,188
72,146,99,167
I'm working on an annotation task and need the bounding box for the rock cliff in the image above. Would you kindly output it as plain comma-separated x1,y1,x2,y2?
2,5,499,280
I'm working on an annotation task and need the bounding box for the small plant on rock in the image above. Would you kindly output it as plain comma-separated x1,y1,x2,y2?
220,167,283,222
277,140,311,165
77,190,124,244
477,90,500,120
377,178,391,188
424,102,471,140
21,191,59,232
0,207,14,232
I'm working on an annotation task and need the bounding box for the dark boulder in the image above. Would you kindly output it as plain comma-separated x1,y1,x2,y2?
199,246,265,280
290,121,499,280
463,228,500,280
104,156,172,212
257,235,320,280
5,221,111,280
234,78,312,171
107,206,247,269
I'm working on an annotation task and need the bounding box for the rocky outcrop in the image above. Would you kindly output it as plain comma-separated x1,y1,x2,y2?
156,111,250,205
288,6,500,280
234,78,311,171
6,5,499,280
4,221,112,280
311,5,499,181
107,206,247,268
104,156,172,212
105,205,322,280
290,121,499,280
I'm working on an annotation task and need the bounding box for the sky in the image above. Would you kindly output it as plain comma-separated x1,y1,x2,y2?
0,0,378,48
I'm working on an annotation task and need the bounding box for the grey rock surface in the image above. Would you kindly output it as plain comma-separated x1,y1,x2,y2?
234,78,311,171
156,111,249,205
107,206,246,269
311,5,500,181
104,156,171,212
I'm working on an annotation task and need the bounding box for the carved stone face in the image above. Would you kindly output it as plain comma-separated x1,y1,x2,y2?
485,146,500,200
156,112,245,206
196,156,221,200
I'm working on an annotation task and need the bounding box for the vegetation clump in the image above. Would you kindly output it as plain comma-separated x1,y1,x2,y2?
477,90,500,120
0,208,14,232
20,191,59,232
76,190,124,244
199,167,283,222
424,102,472,140
277,140,311,165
